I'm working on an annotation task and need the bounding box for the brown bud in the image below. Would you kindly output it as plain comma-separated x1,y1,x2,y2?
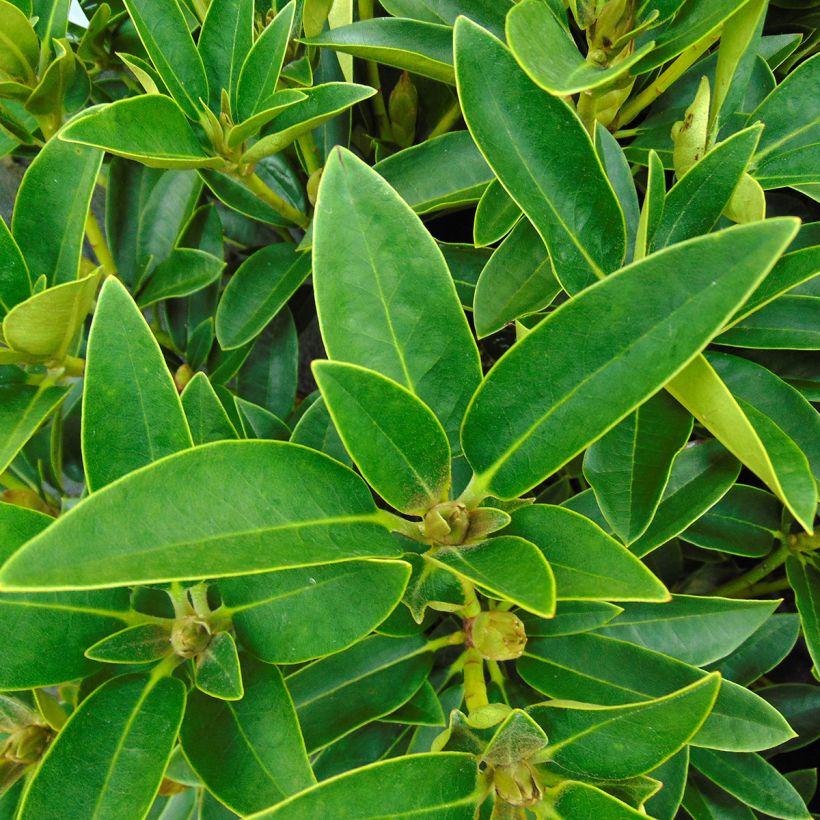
468,610,527,661
174,363,194,392
493,761,543,808
388,72,418,149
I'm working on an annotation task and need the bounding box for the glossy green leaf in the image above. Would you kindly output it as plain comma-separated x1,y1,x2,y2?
634,150,666,261
505,505,668,602
216,244,311,350
439,243,490,311
303,19,455,84
681,484,781,557
195,631,243,700
85,623,173,664
61,97,222,169
628,440,740,558
380,0,513,34
531,674,719,779
462,220,797,502
247,753,479,819
596,595,778,666
430,536,556,617
240,83,375,163
473,179,521,247
507,0,654,95
0,383,67,474
520,601,622,638
3,270,100,359
235,1,295,121
546,780,645,819
122,0,209,119
220,559,409,664
287,634,432,753
374,131,493,215
596,124,640,264
757,684,820,756
226,89,307,149
644,749,689,820
314,361,450,515
682,767,756,819
455,16,625,294
136,248,224,307
473,218,560,338
18,674,185,819
83,277,192,491
583,392,693,545
235,397,289,440
180,655,314,815
690,747,810,820
0,216,30,315
198,0,252,113
0,502,130,689
289,397,350,465
0,441,400,591
11,138,102,284
786,556,820,677
719,294,820,350
519,632,796,752
181,372,238,444
313,147,481,447
0,0,38,83
384,681,445,727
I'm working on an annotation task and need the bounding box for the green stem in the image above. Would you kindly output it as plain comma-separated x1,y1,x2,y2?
463,647,489,713
427,98,462,140
358,0,393,144
242,172,310,228
457,473,489,511
425,630,465,653
614,32,720,128
460,580,481,619
84,211,118,277
714,543,791,597
742,578,793,597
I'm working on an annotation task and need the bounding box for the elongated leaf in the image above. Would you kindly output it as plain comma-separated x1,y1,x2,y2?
455,16,625,294
247,753,479,819
596,124,640,263
61,97,222,169
682,767,756,819
181,371,238,444
644,749,689,820
226,89,306,148
531,674,719,779
521,601,622,638
122,0,209,119
18,674,185,819
290,397,350,465
198,0,252,112
303,19,455,84
0,384,67,474
430,536,556,617
314,361,450,515
786,556,820,677
473,218,560,338
507,0,654,95
83,278,192,491
85,623,173,664
216,244,311,350
547,781,645,818
0,0,37,82
180,655,314,815
474,179,521,247
236,1,295,121
505,505,668,601
287,634,432,753
719,294,820,350
219,560,410,664
313,147,481,447
138,248,225,306
461,220,796,501
519,632,796,752
374,131,493,215
584,392,693,544
0,216,29,315
0,441,400,591
628,440,740,558
596,595,778,666
11,138,102,284
380,0,513,34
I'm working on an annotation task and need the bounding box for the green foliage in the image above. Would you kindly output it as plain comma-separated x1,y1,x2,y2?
0,0,817,816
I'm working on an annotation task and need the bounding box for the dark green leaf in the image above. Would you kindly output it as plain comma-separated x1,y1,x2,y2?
137,248,225,306
85,623,173,664
181,372,239,444
198,0,252,113
195,631,243,700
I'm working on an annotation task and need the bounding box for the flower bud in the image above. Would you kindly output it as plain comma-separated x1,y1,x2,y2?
2,724,50,765
422,501,470,545
389,72,418,149
672,76,710,178
468,610,527,661
493,761,543,807
171,617,211,658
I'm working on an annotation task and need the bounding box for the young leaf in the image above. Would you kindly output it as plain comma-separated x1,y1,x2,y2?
11,138,102,284
180,655,314,815
505,505,668,602
60,97,222,169
219,560,410,664
460,220,797,502
0,216,30,315
454,16,625,294
530,674,720,779
122,0,209,119
429,536,556,617
246,753,479,819
85,623,173,664
195,631,243,700
313,361,451,515
198,0,252,113
313,147,481,447
583,392,693,545
18,674,185,819
215,244,311,350
473,178,521,247
181,371,238,444
0,441,401,591
82,277,192,491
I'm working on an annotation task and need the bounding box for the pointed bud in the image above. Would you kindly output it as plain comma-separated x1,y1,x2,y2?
672,76,710,178
389,72,418,149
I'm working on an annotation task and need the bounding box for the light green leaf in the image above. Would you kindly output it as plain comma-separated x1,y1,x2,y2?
0,215,30,315
505,505,668,602
219,559,410,664
596,124,640,263
198,0,252,113
195,631,243,700
18,674,185,819
0,0,38,83
314,361,450,516
246,753,479,819
60,97,222,169
85,623,173,664
462,221,796,502
455,16,625,294
473,179,521,247
82,277,192,491
235,397,289,440
181,371,238,444
122,0,209,119
0,440,400,591
180,655,314,815
546,780,645,818
216,244,311,350
137,248,224,306
0,383,67,474
313,147,481,448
